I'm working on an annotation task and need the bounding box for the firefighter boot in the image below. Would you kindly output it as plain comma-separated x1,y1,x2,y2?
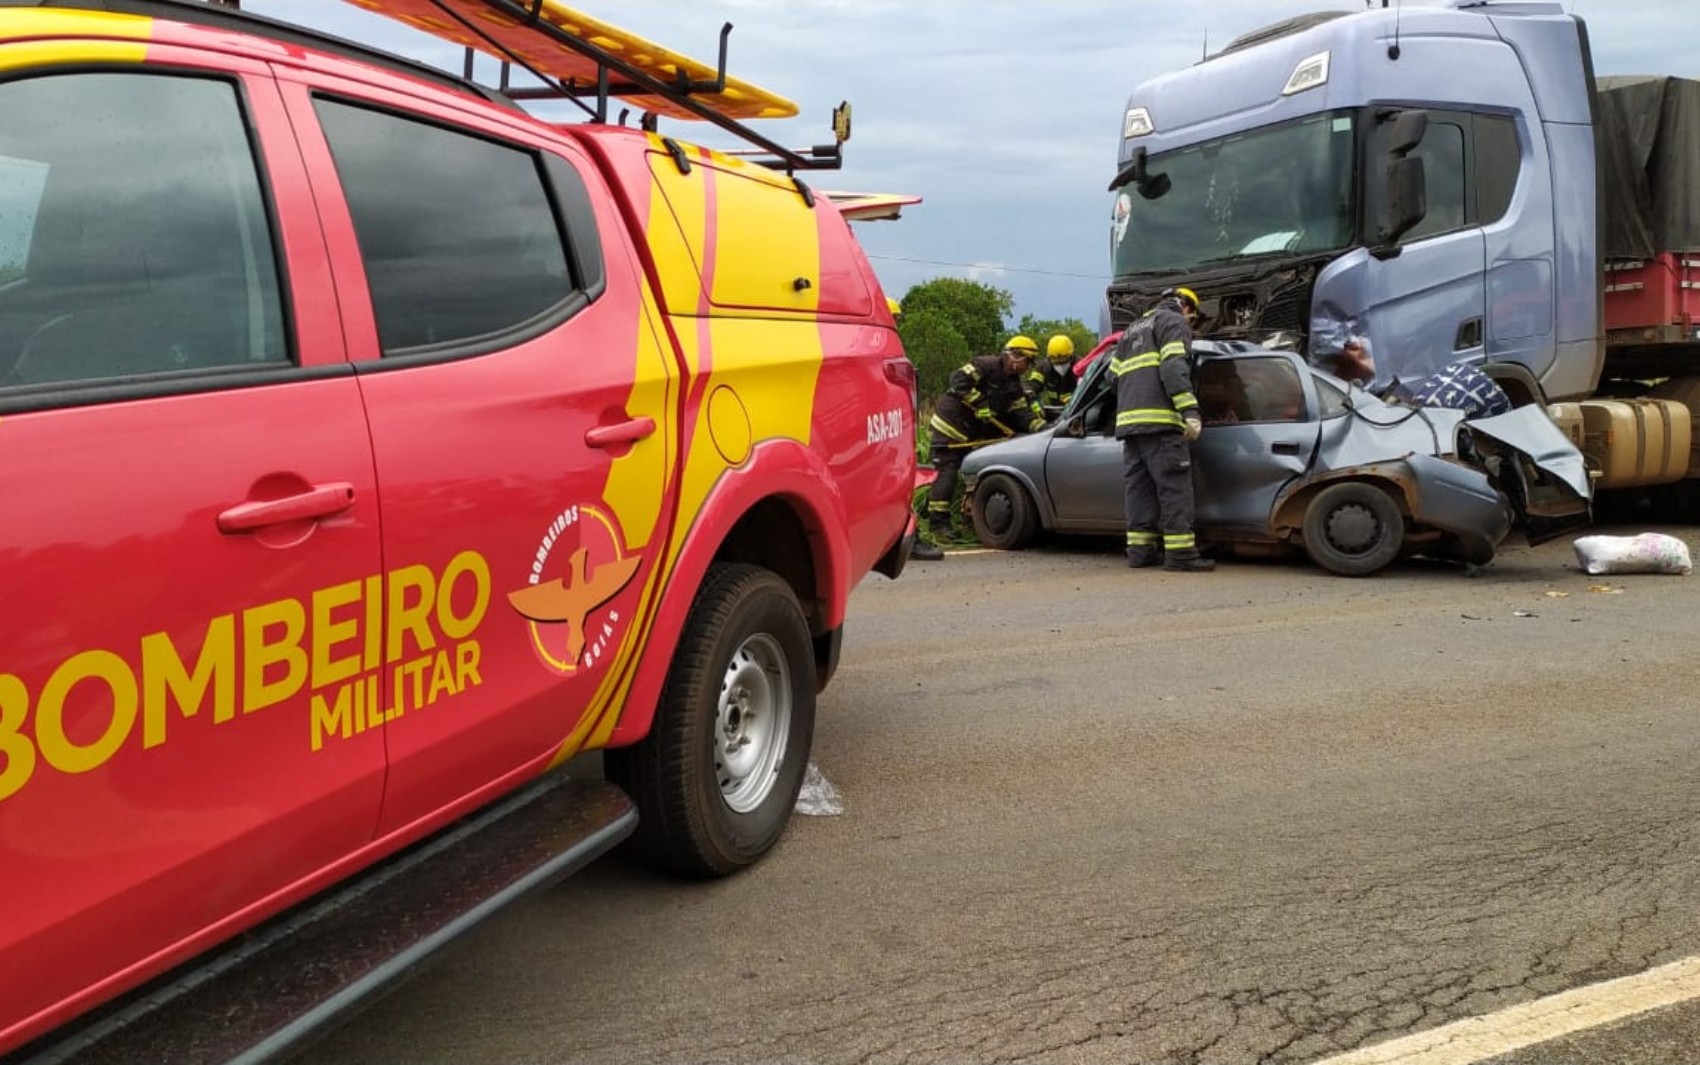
1126,550,1160,568
1164,555,1216,572
911,539,945,562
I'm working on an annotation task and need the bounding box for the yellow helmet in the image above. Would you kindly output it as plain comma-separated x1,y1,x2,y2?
1166,286,1201,314
1004,335,1039,355
1046,335,1075,360
886,296,903,320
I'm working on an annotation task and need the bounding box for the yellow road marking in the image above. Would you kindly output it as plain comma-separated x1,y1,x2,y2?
1311,955,1700,1065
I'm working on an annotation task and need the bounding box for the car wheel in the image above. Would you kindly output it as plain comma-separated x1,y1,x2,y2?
971,473,1038,550
1301,481,1404,577
604,562,815,877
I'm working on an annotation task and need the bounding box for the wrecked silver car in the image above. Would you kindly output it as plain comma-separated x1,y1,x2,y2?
960,341,1592,576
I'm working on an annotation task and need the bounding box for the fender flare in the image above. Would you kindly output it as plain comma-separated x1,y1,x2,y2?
607,437,852,746
1270,464,1417,537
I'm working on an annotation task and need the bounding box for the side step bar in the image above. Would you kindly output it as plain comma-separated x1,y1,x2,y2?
9,774,636,1065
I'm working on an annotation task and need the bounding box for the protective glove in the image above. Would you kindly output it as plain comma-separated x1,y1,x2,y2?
974,408,994,421
1181,411,1203,442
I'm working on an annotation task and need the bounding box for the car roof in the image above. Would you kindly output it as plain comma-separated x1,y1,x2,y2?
0,0,514,108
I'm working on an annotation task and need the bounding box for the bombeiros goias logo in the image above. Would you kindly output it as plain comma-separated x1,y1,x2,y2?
507,505,642,675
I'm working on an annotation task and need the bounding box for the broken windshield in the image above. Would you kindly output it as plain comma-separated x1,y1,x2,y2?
1111,109,1357,277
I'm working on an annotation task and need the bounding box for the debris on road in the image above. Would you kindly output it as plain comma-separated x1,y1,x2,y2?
796,763,845,816
1573,533,1693,575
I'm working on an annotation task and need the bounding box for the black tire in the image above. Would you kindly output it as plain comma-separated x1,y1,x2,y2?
971,472,1038,550
604,563,815,877
1301,481,1405,577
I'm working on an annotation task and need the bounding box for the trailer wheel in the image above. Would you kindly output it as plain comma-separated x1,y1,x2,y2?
605,563,815,877
971,473,1038,550
1302,481,1404,577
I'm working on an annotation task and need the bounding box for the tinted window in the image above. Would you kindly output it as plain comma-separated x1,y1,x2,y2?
1198,357,1307,425
0,74,286,390
1365,114,1468,246
314,100,573,354
1405,121,1467,242
1474,114,1520,224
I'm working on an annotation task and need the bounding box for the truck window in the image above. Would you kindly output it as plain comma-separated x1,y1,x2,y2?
1474,114,1520,225
1367,116,1468,245
0,73,287,391
313,99,575,355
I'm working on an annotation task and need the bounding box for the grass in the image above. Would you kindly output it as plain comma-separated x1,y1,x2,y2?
912,420,980,547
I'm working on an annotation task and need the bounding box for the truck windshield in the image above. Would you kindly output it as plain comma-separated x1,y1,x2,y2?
1111,110,1356,277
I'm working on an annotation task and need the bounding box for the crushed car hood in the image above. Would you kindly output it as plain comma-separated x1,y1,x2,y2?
1461,405,1593,502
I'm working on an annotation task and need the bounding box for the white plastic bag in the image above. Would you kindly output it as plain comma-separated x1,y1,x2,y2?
1572,533,1693,576
794,761,844,816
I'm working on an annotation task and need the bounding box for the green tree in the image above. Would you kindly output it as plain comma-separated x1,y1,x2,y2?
899,278,1013,359
898,308,971,403
1013,314,1098,360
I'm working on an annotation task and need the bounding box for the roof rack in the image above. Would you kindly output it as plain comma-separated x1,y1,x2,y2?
363,0,847,173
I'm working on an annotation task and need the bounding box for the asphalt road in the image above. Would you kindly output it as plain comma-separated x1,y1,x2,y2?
307,530,1700,1065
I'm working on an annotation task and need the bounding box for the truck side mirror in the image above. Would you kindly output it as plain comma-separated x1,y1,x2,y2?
1372,108,1430,257
1379,155,1427,250
1108,146,1147,193
1385,109,1428,156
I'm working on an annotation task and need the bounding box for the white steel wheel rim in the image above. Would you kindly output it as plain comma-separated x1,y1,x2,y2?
715,633,792,814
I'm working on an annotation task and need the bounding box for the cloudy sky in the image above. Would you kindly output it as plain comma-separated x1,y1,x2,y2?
244,0,1696,329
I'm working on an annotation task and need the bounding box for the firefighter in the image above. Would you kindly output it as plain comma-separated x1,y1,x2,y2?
1026,334,1079,412
911,336,1047,561
1112,287,1214,572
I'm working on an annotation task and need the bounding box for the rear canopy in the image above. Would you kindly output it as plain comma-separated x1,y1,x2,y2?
1597,75,1700,258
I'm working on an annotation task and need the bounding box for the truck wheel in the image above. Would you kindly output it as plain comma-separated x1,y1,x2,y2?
972,473,1038,550
605,563,815,877
1302,481,1404,577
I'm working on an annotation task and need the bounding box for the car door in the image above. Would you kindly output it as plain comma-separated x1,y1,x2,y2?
1044,371,1125,529
279,81,678,834
1191,355,1320,533
0,62,383,1039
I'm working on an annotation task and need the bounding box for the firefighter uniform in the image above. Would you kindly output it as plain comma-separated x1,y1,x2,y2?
924,353,1045,539
1026,358,1078,411
1111,299,1210,570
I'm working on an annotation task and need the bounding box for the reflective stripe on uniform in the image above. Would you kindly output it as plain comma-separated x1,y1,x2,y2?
1172,391,1198,412
1127,530,1158,546
1163,533,1196,550
1159,341,1188,360
1109,351,1159,377
928,501,952,514
929,414,968,442
1116,408,1184,428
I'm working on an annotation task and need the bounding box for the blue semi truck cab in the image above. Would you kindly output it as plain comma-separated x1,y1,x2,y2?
1107,1,1608,407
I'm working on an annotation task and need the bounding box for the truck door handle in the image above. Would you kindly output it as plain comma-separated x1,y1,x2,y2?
1454,316,1484,351
218,482,356,533
1272,441,1302,455
585,417,656,449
